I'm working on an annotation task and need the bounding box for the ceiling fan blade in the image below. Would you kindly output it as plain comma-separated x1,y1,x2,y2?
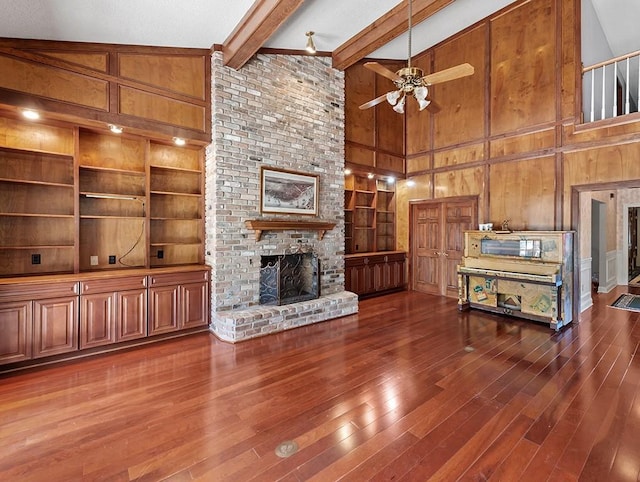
425,98,441,114
421,63,475,85
359,92,392,110
364,62,402,82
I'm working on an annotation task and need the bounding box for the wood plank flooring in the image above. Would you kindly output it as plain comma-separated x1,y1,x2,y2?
1,287,639,481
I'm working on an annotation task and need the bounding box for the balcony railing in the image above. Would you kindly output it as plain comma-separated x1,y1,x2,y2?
582,49,640,123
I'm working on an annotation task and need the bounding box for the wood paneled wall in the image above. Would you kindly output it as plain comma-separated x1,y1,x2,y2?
344,60,406,175
0,39,210,144
345,0,640,252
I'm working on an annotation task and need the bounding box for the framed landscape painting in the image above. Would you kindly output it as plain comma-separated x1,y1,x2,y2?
260,167,319,215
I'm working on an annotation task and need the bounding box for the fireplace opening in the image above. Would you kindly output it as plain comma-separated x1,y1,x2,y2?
260,253,320,305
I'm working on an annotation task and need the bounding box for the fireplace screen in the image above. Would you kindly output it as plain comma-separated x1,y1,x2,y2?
260,253,320,305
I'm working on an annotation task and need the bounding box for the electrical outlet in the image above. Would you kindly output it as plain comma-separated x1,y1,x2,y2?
90,255,99,266
31,253,41,265
157,249,164,259
108,255,116,264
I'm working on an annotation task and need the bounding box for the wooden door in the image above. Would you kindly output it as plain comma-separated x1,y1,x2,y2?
411,197,477,297
443,201,476,297
412,203,443,295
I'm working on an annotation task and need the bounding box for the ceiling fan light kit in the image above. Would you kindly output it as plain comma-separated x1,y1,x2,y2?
359,0,474,114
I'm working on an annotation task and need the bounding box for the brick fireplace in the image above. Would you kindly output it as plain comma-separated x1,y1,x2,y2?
206,51,358,342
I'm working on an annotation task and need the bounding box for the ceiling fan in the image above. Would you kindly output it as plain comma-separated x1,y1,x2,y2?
359,0,475,114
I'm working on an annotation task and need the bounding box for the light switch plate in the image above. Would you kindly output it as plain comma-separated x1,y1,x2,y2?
90,256,99,266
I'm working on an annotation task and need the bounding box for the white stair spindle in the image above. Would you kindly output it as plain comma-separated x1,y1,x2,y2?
612,61,618,117
601,65,606,120
625,58,630,115
590,68,595,122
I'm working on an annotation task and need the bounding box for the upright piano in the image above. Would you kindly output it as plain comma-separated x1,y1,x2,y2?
457,230,574,330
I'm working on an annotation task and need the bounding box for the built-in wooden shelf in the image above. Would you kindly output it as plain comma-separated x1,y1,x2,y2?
245,219,336,241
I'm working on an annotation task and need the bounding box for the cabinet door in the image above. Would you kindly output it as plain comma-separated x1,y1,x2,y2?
149,285,179,335
180,282,208,329
346,258,374,296
33,297,78,358
80,292,116,349
0,301,33,365
117,289,147,341
388,257,406,290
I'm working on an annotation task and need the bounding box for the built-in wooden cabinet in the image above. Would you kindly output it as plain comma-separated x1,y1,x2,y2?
79,130,148,271
345,174,396,254
0,117,205,276
148,270,209,335
0,266,209,369
345,173,402,297
345,251,406,298
376,179,396,251
149,144,204,267
0,147,76,276
79,274,147,349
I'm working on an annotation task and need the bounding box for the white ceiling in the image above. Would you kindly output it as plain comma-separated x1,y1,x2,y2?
0,0,634,63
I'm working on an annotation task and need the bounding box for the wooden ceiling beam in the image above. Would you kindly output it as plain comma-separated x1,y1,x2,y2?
222,0,304,70
332,0,454,71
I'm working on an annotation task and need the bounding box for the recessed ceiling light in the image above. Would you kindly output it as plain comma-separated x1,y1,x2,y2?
173,137,186,146
407,180,416,187
22,109,40,120
109,124,123,134
367,173,374,179
344,169,352,175
388,177,395,184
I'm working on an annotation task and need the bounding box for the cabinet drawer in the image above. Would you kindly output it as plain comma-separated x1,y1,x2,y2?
148,269,209,287
80,276,147,294
0,281,78,302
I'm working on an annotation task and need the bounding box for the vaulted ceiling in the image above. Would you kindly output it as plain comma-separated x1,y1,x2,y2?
0,0,633,71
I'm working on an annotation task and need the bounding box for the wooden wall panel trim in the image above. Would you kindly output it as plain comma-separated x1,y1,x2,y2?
490,0,557,136
344,64,376,148
432,24,486,149
0,117,74,155
33,51,108,72
406,52,433,155
375,60,406,156
118,54,206,100
376,153,405,174
118,87,206,133
490,128,556,158
345,144,375,168
0,41,211,142
433,166,484,199
490,156,557,230
434,143,485,169
0,55,108,110
407,153,432,174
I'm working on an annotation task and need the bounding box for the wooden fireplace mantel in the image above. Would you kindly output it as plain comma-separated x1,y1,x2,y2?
245,219,336,241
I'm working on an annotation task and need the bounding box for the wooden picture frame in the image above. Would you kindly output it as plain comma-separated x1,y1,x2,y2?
260,167,319,216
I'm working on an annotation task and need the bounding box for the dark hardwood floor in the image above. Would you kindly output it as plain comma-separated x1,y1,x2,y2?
1,287,639,481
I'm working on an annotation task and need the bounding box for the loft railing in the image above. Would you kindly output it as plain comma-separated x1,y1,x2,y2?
582,49,640,123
